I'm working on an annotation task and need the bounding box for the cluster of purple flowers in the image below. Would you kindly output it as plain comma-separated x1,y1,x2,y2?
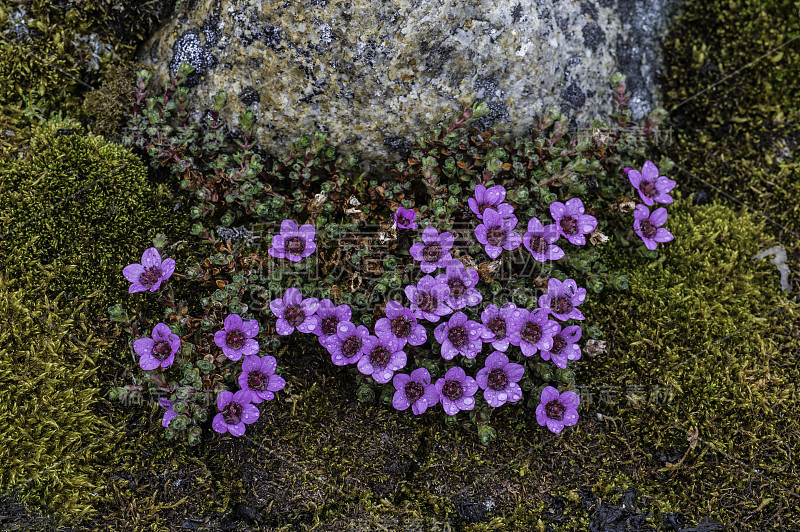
465,185,597,263
625,161,676,250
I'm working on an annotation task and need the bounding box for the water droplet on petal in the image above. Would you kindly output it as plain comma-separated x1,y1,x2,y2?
499,393,507,401
464,397,474,406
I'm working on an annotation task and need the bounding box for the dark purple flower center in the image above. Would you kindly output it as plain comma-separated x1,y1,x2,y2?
405,381,424,403
559,216,578,236
423,242,443,263
247,370,270,392
640,179,657,198
545,399,565,421
286,236,306,256
529,234,548,255
138,266,163,289
476,201,490,214
487,225,506,246
369,345,392,368
447,325,468,348
442,379,464,401
397,213,412,227
222,401,243,425
521,321,543,344
152,340,172,361
487,368,509,391
448,277,467,299
226,328,246,350
640,220,657,239
550,335,567,354
284,304,305,328
342,335,363,358
321,315,339,336
488,316,506,340
417,291,438,313
391,316,412,338
552,295,574,316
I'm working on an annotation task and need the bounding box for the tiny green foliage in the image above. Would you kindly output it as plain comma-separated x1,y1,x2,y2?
0,117,190,312
0,265,119,519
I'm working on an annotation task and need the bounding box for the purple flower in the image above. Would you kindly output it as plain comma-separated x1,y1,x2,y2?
374,301,427,347
522,218,564,262
410,226,455,273
268,219,317,262
214,314,260,362
433,311,484,360
312,299,352,340
480,303,519,352
435,366,479,415
474,207,522,259
633,205,674,251
509,308,560,357
322,321,370,366
238,355,286,403
475,351,524,408
394,206,418,230
549,198,597,245
392,368,440,415
404,275,452,322
159,398,179,428
538,278,587,321
270,287,320,335
357,335,407,383
435,261,482,310
212,390,260,437
536,386,579,434
626,161,676,206
134,322,180,370
123,247,175,293
468,184,507,219
540,325,582,369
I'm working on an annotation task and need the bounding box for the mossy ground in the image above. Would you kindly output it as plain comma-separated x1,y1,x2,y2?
1,0,800,529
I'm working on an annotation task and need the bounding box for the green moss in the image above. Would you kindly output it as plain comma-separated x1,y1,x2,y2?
0,265,120,519
0,117,190,312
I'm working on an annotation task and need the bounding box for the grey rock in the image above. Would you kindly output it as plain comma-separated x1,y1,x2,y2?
138,0,685,171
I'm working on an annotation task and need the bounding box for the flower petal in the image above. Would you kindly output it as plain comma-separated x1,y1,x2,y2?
141,247,161,269
224,314,243,331
122,263,144,283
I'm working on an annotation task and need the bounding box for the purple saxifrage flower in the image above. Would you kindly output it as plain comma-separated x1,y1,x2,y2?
468,184,510,219
410,226,455,273
134,322,180,370
538,278,587,321
214,313,260,362
392,368,440,415
374,301,427,347
323,321,370,366
123,247,175,293
436,261,482,310
405,275,452,322
394,206,418,230
509,308,559,357
268,219,317,262
270,287,320,335
550,198,597,246
522,218,564,262
475,351,525,408
159,398,179,428
626,161,676,206
238,354,286,403
313,299,352,340
540,325,582,369
633,205,674,251
480,302,519,352
433,311,484,360
474,207,522,259
212,390,260,437
435,366,479,416
357,334,407,384
536,386,579,434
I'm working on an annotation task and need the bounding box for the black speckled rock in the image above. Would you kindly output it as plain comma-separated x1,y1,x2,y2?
139,0,685,169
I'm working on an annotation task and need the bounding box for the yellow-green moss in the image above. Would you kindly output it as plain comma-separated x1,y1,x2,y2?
0,265,119,519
